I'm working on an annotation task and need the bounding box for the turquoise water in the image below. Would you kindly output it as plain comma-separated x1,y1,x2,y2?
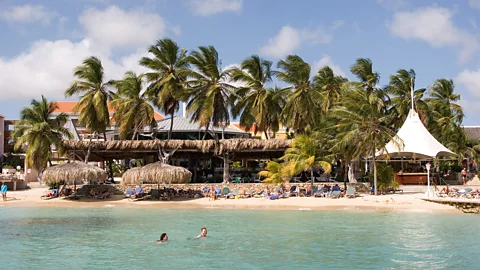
0,207,478,270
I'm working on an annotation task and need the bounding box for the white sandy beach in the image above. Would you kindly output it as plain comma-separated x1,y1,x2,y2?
0,187,461,213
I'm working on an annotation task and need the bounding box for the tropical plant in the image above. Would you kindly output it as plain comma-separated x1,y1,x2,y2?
12,96,72,172
230,55,285,138
366,163,398,193
275,55,323,133
111,72,156,139
258,161,285,184
331,87,400,195
184,45,236,138
139,39,190,139
281,134,332,191
65,56,112,139
386,69,429,128
426,79,463,124
350,58,380,93
313,66,347,113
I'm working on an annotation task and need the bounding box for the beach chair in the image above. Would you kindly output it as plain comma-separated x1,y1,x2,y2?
41,188,58,200
346,186,356,198
124,188,135,198
129,187,146,201
202,187,210,197
214,188,221,196
289,186,298,197
330,190,341,199
254,190,264,198
245,189,254,198
227,188,239,199
221,187,230,198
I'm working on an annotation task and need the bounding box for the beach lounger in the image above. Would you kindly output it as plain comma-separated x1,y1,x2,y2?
129,187,146,201
245,189,254,198
346,186,356,198
254,190,264,198
41,189,58,200
227,188,240,199
125,188,135,198
289,186,298,197
268,194,280,200
221,187,230,198
330,190,341,199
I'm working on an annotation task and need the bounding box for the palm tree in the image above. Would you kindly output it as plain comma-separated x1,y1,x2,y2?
12,96,72,172
65,56,112,140
184,46,236,183
387,69,429,128
275,55,322,133
427,79,463,124
350,58,380,93
282,134,332,192
331,88,400,195
184,45,236,137
110,72,157,139
139,39,190,140
258,161,286,184
230,56,286,138
313,66,347,113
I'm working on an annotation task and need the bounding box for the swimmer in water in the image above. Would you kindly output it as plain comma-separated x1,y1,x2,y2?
196,227,207,238
157,233,168,243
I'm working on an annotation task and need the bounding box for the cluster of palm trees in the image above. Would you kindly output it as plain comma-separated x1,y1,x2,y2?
12,38,472,193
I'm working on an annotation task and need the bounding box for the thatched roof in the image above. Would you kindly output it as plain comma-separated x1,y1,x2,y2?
63,138,291,155
122,162,192,185
42,162,107,184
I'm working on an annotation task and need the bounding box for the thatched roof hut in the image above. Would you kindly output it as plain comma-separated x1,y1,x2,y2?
122,162,192,185
63,138,291,153
63,138,291,161
42,162,107,184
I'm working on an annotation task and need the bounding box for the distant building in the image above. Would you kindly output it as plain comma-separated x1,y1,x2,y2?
463,126,480,141
0,115,17,157
231,122,288,140
51,101,165,141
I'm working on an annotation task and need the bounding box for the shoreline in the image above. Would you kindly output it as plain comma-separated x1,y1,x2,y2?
0,187,462,213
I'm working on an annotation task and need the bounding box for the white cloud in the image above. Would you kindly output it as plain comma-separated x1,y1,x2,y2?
0,4,55,25
188,0,243,16
388,6,480,62
260,23,338,58
469,0,480,10
260,26,301,58
0,4,172,101
312,55,347,78
0,39,148,101
79,5,166,54
457,69,480,97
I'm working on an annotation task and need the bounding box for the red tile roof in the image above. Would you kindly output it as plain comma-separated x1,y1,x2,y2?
52,101,164,120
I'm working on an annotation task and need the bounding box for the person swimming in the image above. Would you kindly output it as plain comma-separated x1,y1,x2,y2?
157,233,168,243
196,227,207,238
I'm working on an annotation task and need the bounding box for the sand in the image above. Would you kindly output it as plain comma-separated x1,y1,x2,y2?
0,187,462,213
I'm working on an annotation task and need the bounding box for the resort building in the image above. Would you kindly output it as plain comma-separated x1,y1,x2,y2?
0,114,16,157
463,126,480,141
231,123,289,140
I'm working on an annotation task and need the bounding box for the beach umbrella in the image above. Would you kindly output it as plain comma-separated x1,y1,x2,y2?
122,162,192,186
42,162,107,193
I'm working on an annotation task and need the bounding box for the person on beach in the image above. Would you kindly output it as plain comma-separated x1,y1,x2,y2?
157,233,168,243
196,228,207,238
461,168,467,185
1,182,7,201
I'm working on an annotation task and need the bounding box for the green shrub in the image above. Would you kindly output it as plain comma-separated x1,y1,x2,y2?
46,181,65,189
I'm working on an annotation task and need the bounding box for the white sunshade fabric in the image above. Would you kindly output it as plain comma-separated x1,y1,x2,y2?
376,109,456,159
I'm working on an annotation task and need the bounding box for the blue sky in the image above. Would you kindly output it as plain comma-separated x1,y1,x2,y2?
1,0,480,124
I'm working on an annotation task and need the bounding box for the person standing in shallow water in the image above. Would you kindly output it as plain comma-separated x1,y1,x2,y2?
157,233,168,243
1,182,7,202
196,228,207,238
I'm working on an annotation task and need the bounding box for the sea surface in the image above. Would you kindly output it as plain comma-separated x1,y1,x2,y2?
0,207,478,270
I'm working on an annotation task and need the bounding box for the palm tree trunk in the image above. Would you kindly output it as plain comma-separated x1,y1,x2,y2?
131,130,137,140
223,154,230,184
264,130,269,140
168,112,174,140
344,162,349,190
202,123,210,140
103,131,113,178
48,158,53,166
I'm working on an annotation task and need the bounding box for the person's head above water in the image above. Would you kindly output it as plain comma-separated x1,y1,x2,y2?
159,233,168,242
197,227,207,238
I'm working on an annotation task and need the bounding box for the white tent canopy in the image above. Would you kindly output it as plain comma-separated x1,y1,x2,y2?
376,109,456,159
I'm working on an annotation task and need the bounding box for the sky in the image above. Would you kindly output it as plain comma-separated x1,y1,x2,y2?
1,0,480,125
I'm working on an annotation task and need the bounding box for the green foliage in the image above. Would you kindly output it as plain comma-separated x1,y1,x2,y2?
259,161,285,184
367,163,396,193
111,163,127,177
46,180,65,189
231,161,242,169
12,96,72,171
